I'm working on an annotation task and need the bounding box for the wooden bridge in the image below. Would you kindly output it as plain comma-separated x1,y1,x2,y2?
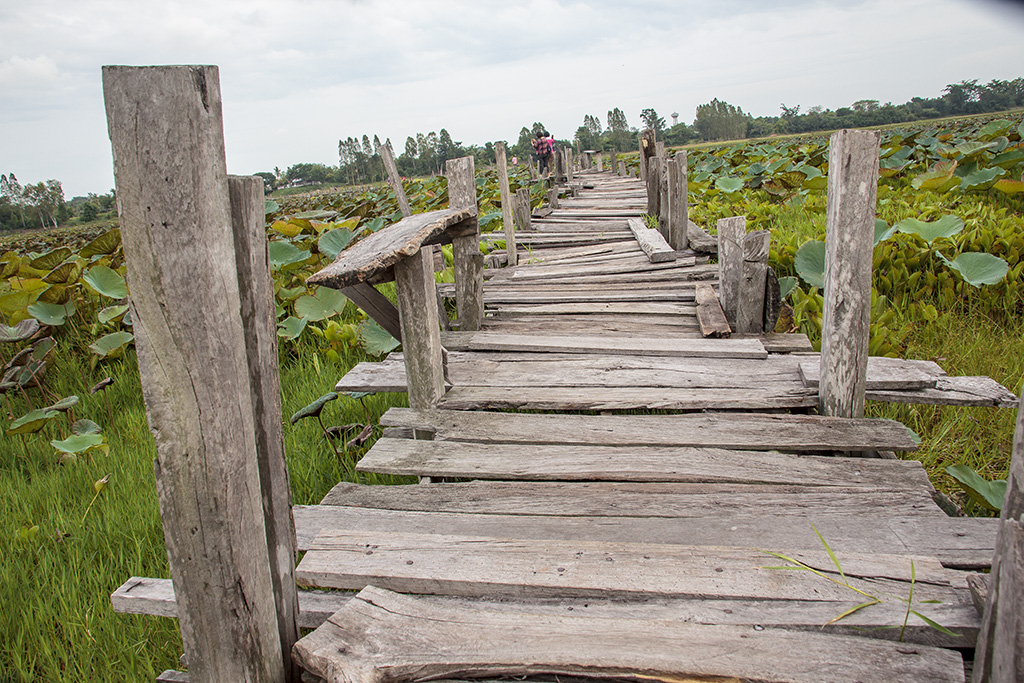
104,66,1024,683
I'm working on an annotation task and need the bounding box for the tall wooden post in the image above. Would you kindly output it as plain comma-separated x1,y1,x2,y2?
493,142,518,268
596,152,603,172
736,231,770,334
667,152,688,251
395,248,446,408
973,390,1024,682
717,216,745,325
446,156,484,331
378,139,411,217
646,155,662,219
610,151,619,175
818,129,879,418
103,65,297,683
618,161,627,177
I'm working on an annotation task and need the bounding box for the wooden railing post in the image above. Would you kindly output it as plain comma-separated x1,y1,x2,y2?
493,142,518,268
610,150,618,175
667,151,688,251
446,156,484,331
618,160,627,177
646,155,662,224
737,230,770,334
378,139,411,217
819,129,879,418
596,152,603,172
717,216,745,325
973,391,1024,682
514,188,532,232
103,65,297,683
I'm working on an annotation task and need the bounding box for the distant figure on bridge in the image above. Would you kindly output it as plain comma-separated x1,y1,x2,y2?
532,131,554,178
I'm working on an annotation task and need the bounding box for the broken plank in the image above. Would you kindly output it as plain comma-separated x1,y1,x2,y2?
867,375,1019,408
627,217,676,262
293,586,965,683
379,408,921,452
463,332,767,358
694,283,731,338
800,358,941,390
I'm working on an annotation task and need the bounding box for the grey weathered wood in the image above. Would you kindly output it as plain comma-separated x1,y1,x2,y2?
103,65,293,683
819,129,880,418
617,160,626,176
395,248,445,408
228,175,300,681
156,671,190,683
666,156,688,250
800,358,940,390
867,375,1018,408
492,142,518,267
694,283,731,337
595,151,603,172
736,230,770,334
307,207,476,289
380,408,920,452
463,332,766,358
293,587,965,683
764,265,782,333
341,283,402,342
378,139,411,217
547,186,559,209
626,217,675,263
716,216,745,324
973,387,1024,682
639,128,655,182
645,155,661,217
445,157,484,331
514,188,531,233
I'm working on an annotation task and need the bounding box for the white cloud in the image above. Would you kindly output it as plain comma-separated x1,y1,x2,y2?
0,55,60,85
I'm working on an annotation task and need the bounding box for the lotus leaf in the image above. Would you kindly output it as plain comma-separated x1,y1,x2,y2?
98,304,130,325
51,433,107,455
938,252,1009,287
290,392,338,424
960,167,1005,192
293,209,338,221
294,287,347,322
945,464,1006,511
977,119,1013,140
45,395,79,412
2,361,45,389
271,220,304,238
276,286,306,301
83,265,128,299
30,248,72,272
0,318,40,342
31,337,56,361
277,316,308,340
72,419,102,435
7,409,59,435
90,377,113,394
714,177,744,194
357,319,400,356
894,215,964,245
777,276,798,299
37,284,71,304
43,261,81,285
991,149,1024,169
268,241,311,270
89,331,134,358
794,240,826,289
911,162,959,192
993,178,1024,194
264,200,280,214
8,278,46,294
954,141,997,158
80,228,122,259
318,228,355,260
27,301,74,326
874,219,897,246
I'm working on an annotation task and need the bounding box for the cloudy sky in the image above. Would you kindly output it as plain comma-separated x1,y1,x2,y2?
2,0,1023,198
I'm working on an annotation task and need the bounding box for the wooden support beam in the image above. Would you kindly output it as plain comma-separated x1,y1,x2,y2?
645,155,661,218
819,129,879,418
666,155,688,251
737,230,770,334
341,283,402,342
395,248,445,408
716,216,746,325
492,142,518,268
445,157,483,332
103,65,297,683
514,188,532,233
973,387,1024,682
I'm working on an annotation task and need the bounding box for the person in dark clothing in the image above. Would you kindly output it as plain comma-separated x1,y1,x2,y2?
532,130,553,178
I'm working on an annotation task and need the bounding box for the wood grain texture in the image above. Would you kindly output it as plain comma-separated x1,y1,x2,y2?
378,139,411,217
293,587,965,683
645,155,661,217
627,217,676,262
446,156,483,331
379,408,920,452
103,65,291,683
666,156,688,251
716,216,745,324
819,129,879,418
493,142,518,267
736,230,770,334
395,249,444,408
695,283,731,337
462,332,766,358
514,187,532,233
800,358,940,390
306,207,476,289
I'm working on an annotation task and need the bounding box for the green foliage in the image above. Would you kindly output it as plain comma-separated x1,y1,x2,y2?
945,464,1006,512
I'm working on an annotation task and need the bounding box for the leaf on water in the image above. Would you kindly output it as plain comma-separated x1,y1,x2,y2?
794,240,825,289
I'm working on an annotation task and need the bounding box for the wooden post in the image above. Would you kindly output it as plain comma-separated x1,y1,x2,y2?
656,143,668,236
646,155,661,219
666,158,688,251
554,147,565,183
514,188,532,232
395,248,445,408
818,129,879,419
618,160,627,177
493,142,518,268
639,129,656,183
973,391,1024,682
378,139,411,217
446,157,484,331
565,149,574,184
548,187,560,209
736,230,770,334
103,65,297,683
716,216,745,325
610,151,618,175
596,152,603,172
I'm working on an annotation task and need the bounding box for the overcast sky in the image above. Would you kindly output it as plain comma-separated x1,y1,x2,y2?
2,0,1023,198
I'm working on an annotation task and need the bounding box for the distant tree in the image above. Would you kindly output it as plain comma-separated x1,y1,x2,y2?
662,122,695,146
574,114,604,151
80,202,99,222
605,107,632,151
693,99,750,141
0,173,25,229
22,179,65,229
437,128,462,168
640,108,666,137
254,172,276,191
851,99,880,113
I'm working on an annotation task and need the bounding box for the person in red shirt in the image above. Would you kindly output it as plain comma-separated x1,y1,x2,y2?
532,131,553,178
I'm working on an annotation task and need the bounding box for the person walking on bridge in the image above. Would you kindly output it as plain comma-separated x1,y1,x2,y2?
533,130,554,178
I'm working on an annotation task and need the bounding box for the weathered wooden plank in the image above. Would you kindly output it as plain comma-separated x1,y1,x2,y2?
341,283,402,342
156,671,190,683
867,376,1019,408
820,129,880,418
492,256,703,281
293,587,965,683
111,576,352,630
801,358,940,390
737,230,770,334
308,206,475,289
717,216,745,324
694,283,731,337
479,319,701,339
757,332,814,353
626,217,676,262
493,142,518,267
463,332,766,358
446,157,483,331
297,529,962,602
104,65,295,683
380,408,920,452
395,248,444,408
486,302,697,316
